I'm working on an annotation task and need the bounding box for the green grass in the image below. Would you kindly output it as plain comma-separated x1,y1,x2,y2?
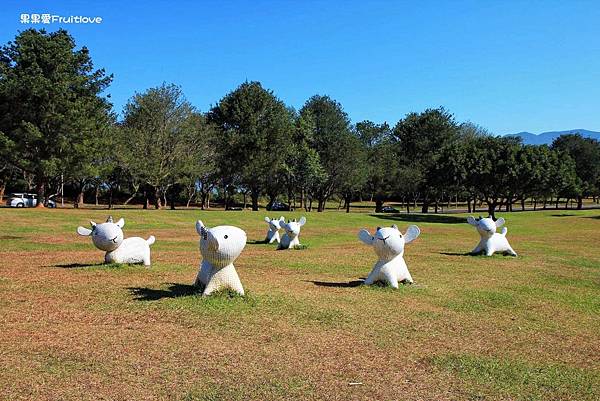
432,353,600,401
0,206,599,400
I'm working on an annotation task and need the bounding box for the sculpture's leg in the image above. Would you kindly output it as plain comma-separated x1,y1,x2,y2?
203,265,245,296
143,254,151,267
507,247,518,257
363,268,378,285
402,270,414,284
382,269,399,289
470,243,483,255
268,234,277,244
485,247,495,257
202,277,223,296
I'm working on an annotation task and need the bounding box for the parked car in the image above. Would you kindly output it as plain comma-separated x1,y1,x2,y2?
6,193,55,208
267,201,290,211
380,205,399,213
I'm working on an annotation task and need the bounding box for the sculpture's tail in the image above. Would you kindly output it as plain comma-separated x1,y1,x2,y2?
146,235,156,245
501,227,508,236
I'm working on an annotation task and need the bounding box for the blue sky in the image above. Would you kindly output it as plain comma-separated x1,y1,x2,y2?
1,0,599,134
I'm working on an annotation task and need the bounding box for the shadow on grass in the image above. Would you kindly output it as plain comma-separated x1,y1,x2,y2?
0,235,23,240
551,214,577,217
439,251,474,257
129,283,199,301
54,262,107,268
370,213,465,225
308,280,364,288
247,239,269,245
584,215,600,220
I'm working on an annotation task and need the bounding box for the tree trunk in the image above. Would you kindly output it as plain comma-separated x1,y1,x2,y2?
251,191,260,211
406,199,410,214
154,188,162,209
317,197,325,212
308,198,313,212
375,199,384,213
345,195,351,213
577,196,583,210
533,198,537,211
467,198,472,213
521,198,526,211
488,202,496,219
108,187,114,210
95,186,100,206
555,197,560,209
0,182,5,203
35,180,47,208
75,191,84,209
421,199,429,213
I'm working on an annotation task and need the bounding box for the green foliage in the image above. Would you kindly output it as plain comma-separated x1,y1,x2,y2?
0,29,113,202
208,81,292,210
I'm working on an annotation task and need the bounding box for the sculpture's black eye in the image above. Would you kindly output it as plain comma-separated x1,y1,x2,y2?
224,235,228,239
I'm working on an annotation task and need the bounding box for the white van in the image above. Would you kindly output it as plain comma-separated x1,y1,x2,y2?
6,193,56,208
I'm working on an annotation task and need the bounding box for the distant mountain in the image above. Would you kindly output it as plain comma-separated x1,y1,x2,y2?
506,129,600,145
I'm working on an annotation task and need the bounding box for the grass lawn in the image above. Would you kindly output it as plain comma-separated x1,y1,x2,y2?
0,207,598,400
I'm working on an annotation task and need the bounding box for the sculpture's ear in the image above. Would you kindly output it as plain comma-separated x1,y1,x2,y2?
195,220,206,236
77,226,92,236
90,221,97,228
467,216,478,226
495,217,505,228
298,216,306,226
280,221,288,230
391,224,399,231
115,218,125,228
404,225,420,244
279,216,285,222
264,216,271,223
106,216,113,223
358,229,374,245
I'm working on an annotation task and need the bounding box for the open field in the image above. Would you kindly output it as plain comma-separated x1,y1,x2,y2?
0,208,598,400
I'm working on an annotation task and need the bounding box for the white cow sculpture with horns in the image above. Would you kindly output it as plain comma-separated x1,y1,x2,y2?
194,220,247,296
264,216,285,244
358,224,420,288
467,215,517,256
278,217,307,249
76,216,155,266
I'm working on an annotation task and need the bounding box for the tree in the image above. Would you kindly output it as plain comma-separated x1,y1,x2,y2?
551,134,600,209
208,81,292,211
338,132,368,212
0,29,112,206
393,108,459,212
356,121,397,212
299,95,356,211
120,83,196,209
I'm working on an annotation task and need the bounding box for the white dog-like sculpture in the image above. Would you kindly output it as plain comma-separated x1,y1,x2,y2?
194,220,247,296
358,224,420,287
467,216,517,256
77,216,155,266
264,216,285,244
278,217,306,249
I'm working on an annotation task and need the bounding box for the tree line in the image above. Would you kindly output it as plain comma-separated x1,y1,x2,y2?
1,29,599,216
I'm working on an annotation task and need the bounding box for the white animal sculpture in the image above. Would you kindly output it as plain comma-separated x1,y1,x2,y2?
194,220,247,296
358,224,420,288
77,216,155,266
278,217,306,249
264,216,285,244
467,216,517,256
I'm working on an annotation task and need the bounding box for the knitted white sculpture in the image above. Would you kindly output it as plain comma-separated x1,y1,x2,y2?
76,216,155,266
358,224,420,288
264,216,285,244
278,217,306,249
467,216,517,256
194,220,247,296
